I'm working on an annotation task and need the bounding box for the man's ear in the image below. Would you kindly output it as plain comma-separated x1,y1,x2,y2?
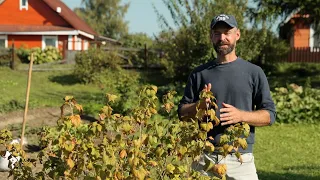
236,28,240,41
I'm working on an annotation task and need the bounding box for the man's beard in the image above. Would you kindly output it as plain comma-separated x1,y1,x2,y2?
213,41,235,56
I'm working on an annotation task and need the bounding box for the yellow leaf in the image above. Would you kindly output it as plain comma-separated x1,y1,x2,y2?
200,122,213,132
150,85,158,93
122,122,132,133
106,93,117,103
123,116,132,121
149,160,158,167
67,158,75,169
87,161,93,170
205,141,215,152
219,134,229,145
166,163,176,174
149,107,157,114
207,109,216,120
70,115,81,127
178,146,188,156
113,114,121,118
74,104,83,113
197,132,207,140
119,149,127,159
196,109,206,119
213,164,227,176
64,96,74,102
156,147,164,157
238,138,248,150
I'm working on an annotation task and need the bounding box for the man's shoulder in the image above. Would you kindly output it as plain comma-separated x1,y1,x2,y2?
237,58,263,72
191,60,215,74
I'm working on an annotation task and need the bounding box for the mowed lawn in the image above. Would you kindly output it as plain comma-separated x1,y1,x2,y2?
0,67,105,114
255,123,320,180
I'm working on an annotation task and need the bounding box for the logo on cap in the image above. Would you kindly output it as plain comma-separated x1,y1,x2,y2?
215,14,230,21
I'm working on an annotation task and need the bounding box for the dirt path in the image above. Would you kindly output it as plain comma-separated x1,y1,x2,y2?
0,107,62,179
0,107,61,130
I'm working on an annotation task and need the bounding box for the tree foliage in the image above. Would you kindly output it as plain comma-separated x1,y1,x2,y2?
75,0,130,39
154,0,288,81
252,0,320,34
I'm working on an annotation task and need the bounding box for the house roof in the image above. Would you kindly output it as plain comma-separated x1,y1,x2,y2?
42,0,98,36
0,25,74,32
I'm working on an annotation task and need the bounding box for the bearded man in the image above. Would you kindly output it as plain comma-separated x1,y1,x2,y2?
178,14,276,180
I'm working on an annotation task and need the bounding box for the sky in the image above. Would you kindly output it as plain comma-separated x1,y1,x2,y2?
61,0,174,37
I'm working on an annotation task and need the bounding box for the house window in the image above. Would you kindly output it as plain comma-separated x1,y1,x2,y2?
0,35,8,48
42,36,58,50
20,0,28,10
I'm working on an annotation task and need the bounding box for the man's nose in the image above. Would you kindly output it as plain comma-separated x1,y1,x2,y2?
218,33,226,41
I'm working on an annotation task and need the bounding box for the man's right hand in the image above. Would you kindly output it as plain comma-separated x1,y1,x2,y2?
179,83,213,118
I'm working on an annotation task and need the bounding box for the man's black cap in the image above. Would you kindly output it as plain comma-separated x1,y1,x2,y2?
210,14,238,29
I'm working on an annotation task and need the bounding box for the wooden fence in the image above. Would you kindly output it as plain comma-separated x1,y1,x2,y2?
284,47,320,63
0,43,15,69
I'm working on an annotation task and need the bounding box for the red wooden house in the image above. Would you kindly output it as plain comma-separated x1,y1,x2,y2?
0,0,99,54
279,12,320,62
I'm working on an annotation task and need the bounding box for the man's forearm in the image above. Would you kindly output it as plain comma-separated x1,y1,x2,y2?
179,103,198,118
241,110,271,126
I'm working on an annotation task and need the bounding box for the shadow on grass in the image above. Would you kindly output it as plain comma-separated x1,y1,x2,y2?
49,74,81,85
258,165,320,180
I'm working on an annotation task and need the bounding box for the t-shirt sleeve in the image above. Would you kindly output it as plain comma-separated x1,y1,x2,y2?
177,73,198,119
253,68,276,125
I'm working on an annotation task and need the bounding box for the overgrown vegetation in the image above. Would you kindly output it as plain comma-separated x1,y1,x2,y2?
1,86,250,179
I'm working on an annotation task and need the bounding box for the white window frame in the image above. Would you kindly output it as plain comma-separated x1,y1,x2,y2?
42,35,58,50
0,35,8,48
20,0,28,10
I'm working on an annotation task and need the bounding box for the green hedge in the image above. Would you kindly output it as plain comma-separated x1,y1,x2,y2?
272,83,320,123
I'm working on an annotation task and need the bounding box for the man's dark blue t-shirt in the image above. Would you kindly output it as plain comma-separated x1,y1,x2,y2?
178,58,276,153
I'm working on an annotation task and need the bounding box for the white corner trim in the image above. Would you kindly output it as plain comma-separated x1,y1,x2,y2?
83,40,89,50
310,25,314,48
20,0,28,10
75,36,82,51
42,35,58,50
78,30,95,39
68,35,73,50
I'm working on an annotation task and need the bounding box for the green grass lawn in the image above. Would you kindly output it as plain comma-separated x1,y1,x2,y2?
0,66,105,114
255,123,320,180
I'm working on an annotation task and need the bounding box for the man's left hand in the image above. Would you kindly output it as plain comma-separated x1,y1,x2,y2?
220,103,244,126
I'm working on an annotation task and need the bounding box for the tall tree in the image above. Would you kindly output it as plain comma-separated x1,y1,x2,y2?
252,0,320,33
75,0,130,39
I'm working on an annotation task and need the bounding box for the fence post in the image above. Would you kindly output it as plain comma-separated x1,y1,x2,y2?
10,42,15,70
